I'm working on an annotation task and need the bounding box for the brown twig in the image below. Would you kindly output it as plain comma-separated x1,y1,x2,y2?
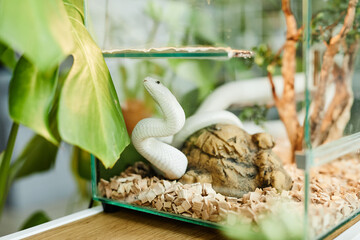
267,71,278,102
266,0,304,163
310,0,358,145
314,39,359,145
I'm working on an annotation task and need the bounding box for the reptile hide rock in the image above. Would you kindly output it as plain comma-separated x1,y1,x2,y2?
180,124,292,197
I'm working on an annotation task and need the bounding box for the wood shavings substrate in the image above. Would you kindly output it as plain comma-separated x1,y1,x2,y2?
98,158,360,236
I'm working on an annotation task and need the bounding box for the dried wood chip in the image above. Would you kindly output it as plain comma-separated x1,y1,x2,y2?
218,201,230,210
146,190,157,202
201,209,210,220
241,207,256,219
138,179,148,190
182,213,192,217
155,200,163,211
192,212,199,219
117,176,136,183
190,183,203,195
331,196,342,201
177,189,188,200
209,214,221,222
174,197,184,206
345,194,357,207
105,187,112,199
124,182,133,194
181,200,192,212
341,205,351,216
153,182,165,195
219,208,228,217
131,184,142,194
172,203,178,213
226,197,238,203
177,205,185,213
164,193,175,202
250,191,261,202
203,183,216,195
138,192,148,204
192,194,203,203
291,191,303,202
215,193,226,202
163,201,172,209
292,182,302,191
192,201,204,212
110,181,120,190
162,180,172,190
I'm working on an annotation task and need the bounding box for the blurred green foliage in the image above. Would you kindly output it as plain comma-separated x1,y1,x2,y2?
10,135,58,181
252,44,282,75
0,0,74,71
0,0,129,228
19,211,51,230
223,202,303,240
239,105,269,126
311,0,360,44
0,41,17,70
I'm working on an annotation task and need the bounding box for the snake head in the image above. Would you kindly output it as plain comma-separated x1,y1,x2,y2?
143,77,169,100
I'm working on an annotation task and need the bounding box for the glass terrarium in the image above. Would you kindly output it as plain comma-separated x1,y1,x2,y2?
87,0,360,239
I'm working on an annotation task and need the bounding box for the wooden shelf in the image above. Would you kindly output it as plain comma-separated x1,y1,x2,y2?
24,207,223,240
4,206,359,239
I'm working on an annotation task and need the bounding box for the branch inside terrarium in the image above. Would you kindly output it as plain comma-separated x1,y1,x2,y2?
310,0,359,146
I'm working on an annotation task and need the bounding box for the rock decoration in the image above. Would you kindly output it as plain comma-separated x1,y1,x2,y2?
99,158,360,236
180,124,292,197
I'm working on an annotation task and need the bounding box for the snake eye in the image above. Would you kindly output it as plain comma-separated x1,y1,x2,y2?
156,81,160,84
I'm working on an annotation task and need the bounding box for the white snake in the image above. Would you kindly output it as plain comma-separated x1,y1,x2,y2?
197,73,307,137
131,77,242,179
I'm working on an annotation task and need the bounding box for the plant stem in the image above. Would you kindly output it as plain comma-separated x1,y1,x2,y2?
0,122,19,217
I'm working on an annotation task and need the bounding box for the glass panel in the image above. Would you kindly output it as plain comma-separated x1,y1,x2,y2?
93,55,306,231
308,148,360,239
87,0,360,239
304,0,360,237
307,0,360,153
86,0,298,51
102,47,254,59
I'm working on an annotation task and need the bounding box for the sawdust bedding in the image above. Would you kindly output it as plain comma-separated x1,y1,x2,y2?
98,158,360,235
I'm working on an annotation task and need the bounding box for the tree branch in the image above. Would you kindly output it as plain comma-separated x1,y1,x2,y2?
310,0,358,144
267,71,279,102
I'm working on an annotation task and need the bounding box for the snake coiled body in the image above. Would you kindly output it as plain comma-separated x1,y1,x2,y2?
132,77,243,179
131,77,187,179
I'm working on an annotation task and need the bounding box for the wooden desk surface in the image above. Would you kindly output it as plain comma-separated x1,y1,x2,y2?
21,207,360,240
25,208,225,240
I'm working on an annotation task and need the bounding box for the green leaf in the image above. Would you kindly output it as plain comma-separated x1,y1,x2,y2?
0,123,19,217
20,211,51,230
71,146,91,180
0,152,3,169
9,56,59,145
0,41,17,70
0,0,74,71
169,59,216,99
97,143,146,181
58,1,130,168
180,88,201,117
71,146,91,198
10,135,58,180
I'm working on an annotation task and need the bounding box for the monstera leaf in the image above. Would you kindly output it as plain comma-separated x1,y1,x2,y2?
58,0,130,168
0,41,17,70
0,0,74,71
10,135,58,180
9,57,59,144
20,211,51,230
